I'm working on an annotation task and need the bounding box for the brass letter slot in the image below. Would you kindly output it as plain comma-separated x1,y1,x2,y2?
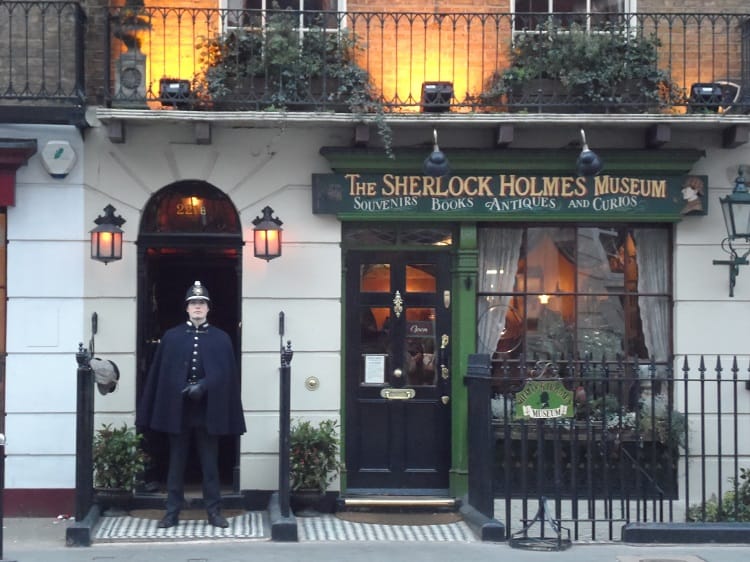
380,388,416,400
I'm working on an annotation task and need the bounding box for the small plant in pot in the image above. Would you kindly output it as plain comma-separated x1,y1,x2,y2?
93,423,148,512
289,418,341,515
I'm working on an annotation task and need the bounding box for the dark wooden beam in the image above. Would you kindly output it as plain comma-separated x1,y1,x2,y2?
195,122,211,145
107,120,125,144
353,124,370,147
496,124,514,147
646,124,670,148
723,125,750,148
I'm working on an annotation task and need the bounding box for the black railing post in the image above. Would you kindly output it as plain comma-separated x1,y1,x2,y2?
269,312,297,541
464,353,494,518
278,336,293,518
461,353,504,541
74,343,94,522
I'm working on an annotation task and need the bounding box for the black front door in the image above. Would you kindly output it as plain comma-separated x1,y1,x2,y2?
345,251,452,491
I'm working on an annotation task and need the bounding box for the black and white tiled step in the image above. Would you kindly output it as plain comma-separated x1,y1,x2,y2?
94,511,476,542
94,511,268,542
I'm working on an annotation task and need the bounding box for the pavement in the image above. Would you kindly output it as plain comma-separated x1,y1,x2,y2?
2,516,750,562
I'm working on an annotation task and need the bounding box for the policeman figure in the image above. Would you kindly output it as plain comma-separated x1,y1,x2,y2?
137,281,246,529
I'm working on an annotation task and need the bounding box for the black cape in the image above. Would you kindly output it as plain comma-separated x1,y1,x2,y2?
136,322,246,436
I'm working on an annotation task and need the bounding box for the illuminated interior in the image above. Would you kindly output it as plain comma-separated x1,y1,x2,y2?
111,4,741,114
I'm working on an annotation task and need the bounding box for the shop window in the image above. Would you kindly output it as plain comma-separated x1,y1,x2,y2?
477,225,671,392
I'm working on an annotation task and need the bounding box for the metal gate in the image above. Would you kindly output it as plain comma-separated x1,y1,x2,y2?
466,354,750,543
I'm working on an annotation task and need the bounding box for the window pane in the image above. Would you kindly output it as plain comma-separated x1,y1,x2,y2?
526,227,575,295
527,295,575,360
577,293,625,359
360,264,390,293
577,227,626,293
361,306,390,354
406,263,436,293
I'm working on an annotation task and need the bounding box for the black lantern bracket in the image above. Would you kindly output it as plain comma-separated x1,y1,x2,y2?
714,166,750,297
712,239,749,298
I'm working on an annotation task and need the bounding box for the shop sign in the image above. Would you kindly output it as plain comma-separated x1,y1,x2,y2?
514,379,574,420
312,173,708,220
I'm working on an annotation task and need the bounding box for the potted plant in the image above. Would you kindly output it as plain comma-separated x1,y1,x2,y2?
194,5,392,155
481,22,683,113
92,423,148,511
289,418,341,515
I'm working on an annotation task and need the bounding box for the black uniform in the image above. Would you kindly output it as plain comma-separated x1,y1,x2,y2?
137,320,246,520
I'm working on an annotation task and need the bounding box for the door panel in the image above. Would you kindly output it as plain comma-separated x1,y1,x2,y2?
346,251,451,490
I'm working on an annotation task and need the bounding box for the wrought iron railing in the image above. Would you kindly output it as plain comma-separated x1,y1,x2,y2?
470,354,750,541
3,5,750,116
100,8,750,114
0,1,85,105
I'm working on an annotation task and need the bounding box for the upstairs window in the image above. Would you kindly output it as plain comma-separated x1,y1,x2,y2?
513,0,633,31
225,0,344,31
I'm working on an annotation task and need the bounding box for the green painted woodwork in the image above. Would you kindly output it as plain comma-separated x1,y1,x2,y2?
449,223,478,497
319,147,705,175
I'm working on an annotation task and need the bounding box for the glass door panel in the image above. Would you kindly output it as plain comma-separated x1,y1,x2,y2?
360,263,390,292
404,307,437,386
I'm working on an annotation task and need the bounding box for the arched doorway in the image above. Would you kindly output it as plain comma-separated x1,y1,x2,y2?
136,180,243,496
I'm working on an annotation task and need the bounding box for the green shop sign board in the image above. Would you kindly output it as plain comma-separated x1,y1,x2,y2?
311,173,708,221
514,379,574,420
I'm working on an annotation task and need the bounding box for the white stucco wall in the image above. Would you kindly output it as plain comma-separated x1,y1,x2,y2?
1,124,85,490
81,117,345,491
4,115,750,504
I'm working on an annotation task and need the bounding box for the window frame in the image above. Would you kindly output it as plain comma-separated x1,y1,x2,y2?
476,223,673,369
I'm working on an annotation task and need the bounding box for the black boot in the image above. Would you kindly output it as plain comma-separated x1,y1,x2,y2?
157,512,179,528
207,510,229,528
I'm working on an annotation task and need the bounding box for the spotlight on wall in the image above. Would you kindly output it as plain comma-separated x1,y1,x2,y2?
688,82,741,113
90,204,126,265
713,166,750,296
423,129,451,177
159,78,192,109
252,206,283,261
421,81,454,113
576,129,603,176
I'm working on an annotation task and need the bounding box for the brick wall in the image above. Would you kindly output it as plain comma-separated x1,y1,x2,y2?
80,1,749,106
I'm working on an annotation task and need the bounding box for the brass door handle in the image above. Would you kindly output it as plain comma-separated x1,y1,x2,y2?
380,388,415,400
393,368,403,378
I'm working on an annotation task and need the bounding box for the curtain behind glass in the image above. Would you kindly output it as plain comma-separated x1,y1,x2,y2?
633,229,669,362
477,229,523,354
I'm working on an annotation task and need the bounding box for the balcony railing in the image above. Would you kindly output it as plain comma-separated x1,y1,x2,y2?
0,1,86,108
101,8,750,114
2,5,750,116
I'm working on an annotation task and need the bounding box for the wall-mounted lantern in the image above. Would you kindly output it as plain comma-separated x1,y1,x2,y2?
713,167,750,297
423,129,451,177
90,205,126,264
252,206,283,261
576,129,603,177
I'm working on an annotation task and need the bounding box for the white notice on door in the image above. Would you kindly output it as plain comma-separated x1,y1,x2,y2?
364,354,386,384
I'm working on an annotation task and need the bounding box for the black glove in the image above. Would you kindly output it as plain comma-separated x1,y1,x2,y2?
182,380,205,401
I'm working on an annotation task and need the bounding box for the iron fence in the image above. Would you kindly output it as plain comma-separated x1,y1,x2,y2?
101,8,750,113
2,6,750,115
469,354,750,542
0,1,85,105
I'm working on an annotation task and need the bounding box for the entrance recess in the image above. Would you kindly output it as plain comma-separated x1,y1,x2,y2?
136,181,243,493
345,251,452,491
